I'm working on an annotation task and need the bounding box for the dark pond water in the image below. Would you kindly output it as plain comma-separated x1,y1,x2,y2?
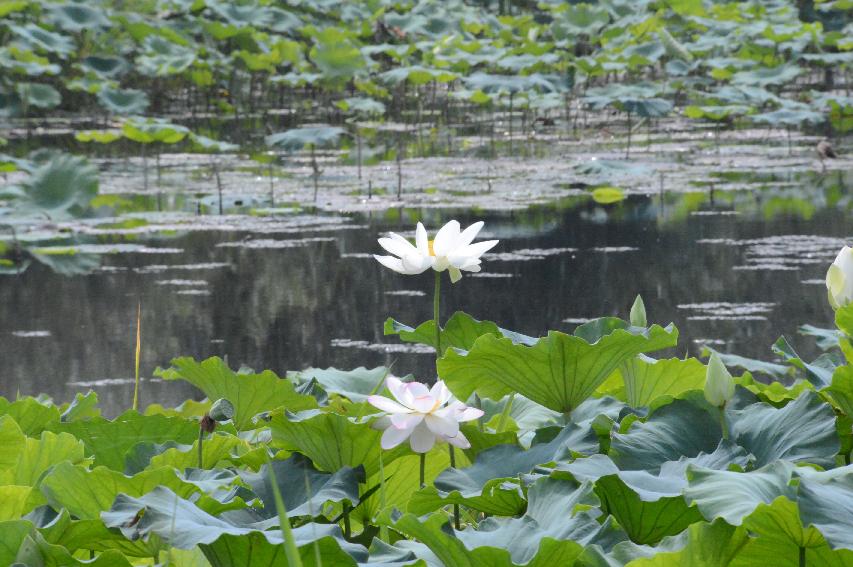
1,172,850,413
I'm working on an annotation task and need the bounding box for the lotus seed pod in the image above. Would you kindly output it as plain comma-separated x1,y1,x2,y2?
209,398,235,422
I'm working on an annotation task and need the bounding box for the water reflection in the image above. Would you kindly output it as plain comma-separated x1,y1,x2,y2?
0,178,850,414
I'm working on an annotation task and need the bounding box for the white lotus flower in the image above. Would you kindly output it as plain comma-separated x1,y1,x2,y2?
373,220,499,283
827,246,853,309
368,376,484,453
704,352,735,408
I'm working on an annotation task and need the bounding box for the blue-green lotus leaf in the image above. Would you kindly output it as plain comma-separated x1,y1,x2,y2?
265,126,346,151
96,86,149,115
240,453,364,518
47,3,111,32
728,391,839,468
9,24,74,57
16,82,61,110
11,153,97,218
81,55,129,78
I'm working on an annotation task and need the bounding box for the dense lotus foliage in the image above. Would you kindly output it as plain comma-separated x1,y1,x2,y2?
1,293,853,565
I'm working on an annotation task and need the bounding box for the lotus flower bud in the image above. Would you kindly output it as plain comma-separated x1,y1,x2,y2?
704,352,734,408
209,398,234,422
826,246,853,309
630,295,647,327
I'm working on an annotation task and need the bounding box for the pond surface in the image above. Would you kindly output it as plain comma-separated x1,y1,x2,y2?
0,171,850,413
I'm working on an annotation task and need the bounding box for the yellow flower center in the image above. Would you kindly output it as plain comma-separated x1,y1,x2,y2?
428,239,436,257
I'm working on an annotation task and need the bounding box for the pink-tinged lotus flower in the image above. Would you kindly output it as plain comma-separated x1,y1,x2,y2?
373,220,499,283
368,376,484,453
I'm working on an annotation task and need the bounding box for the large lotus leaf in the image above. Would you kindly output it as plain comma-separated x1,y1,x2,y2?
798,474,853,551
732,64,802,87
379,66,458,86
684,461,796,526
625,519,749,567
147,432,247,471
47,411,199,470
47,3,110,32
190,133,239,152
619,355,707,408
81,55,128,78
0,397,61,435
702,346,791,380
291,366,388,403
122,117,189,144
0,520,31,564
159,356,316,430
137,36,196,76
0,415,25,470
14,531,134,567
771,336,837,388
30,248,101,275
16,82,61,109
595,474,704,545
0,486,34,520
395,479,617,566
13,153,97,218
741,496,825,551
609,398,721,471
337,96,385,115
0,430,86,486
439,321,678,413
240,453,363,518
270,410,406,476
9,24,74,57
265,126,346,151
386,311,537,355
728,391,838,468
96,86,149,115
101,486,365,565
410,423,597,516
308,28,366,82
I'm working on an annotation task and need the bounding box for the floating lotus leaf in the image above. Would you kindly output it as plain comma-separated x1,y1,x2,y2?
47,3,111,32
265,126,346,151
96,86,149,115
81,55,129,78
9,24,74,57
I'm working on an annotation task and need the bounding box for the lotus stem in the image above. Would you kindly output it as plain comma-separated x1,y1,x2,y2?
433,270,442,364
496,393,516,433
419,453,426,489
342,503,351,539
197,427,204,469
378,450,390,543
449,445,460,529
799,546,805,567
132,302,141,412
719,406,729,441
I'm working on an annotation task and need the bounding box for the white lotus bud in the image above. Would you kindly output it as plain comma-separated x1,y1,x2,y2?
630,295,647,327
704,352,734,408
826,246,853,309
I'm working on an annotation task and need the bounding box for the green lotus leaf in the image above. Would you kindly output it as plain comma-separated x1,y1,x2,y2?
0,47,60,77
592,186,626,205
59,390,101,422
595,474,704,544
270,409,406,476
0,486,34,520
14,531,134,566
16,82,61,109
101,486,364,565
827,365,853,418
610,398,722,471
137,36,196,76
625,519,749,566
81,55,128,78
394,478,619,567
337,96,385,115
0,429,86,486
386,311,537,355
684,461,796,526
9,24,74,57
619,355,707,408
190,133,239,152
148,432,247,471
732,64,802,87
379,66,458,86
47,411,199,470
122,117,189,144
798,473,853,551
75,129,122,143
439,319,677,413
265,126,346,151
47,3,110,32
291,366,388,403
0,1,27,18
771,336,837,388
0,397,61,435
308,27,365,84
97,86,149,115
701,346,791,380
10,153,97,218
410,424,597,516
0,520,30,564
742,495,825,550
0,415,25,470
728,391,839,468
240,453,364,518
158,356,317,430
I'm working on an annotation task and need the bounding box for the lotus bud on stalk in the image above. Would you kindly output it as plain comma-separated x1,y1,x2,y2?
826,246,853,309
198,398,234,468
704,353,735,408
630,295,647,328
